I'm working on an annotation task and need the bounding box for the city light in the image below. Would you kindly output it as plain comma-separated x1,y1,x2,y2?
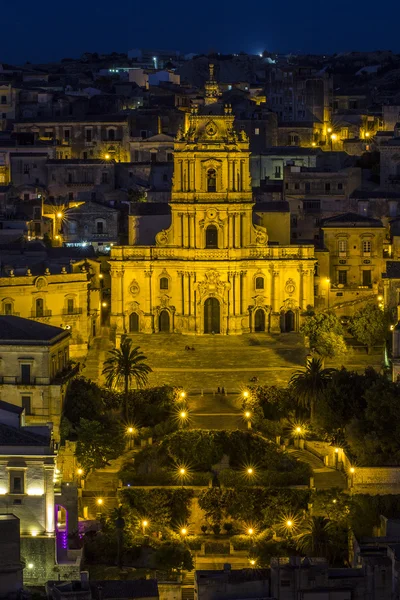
243,390,249,399
365,132,370,137
286,520,293,527
102,302,107,307
331,133,337,141
142,520,148,527
181,527,188,536
350,467,355,474
244,411,251,419
31,530,38,537
28,563,34,569
247,467,254,475
247,527,254,535
57,212,63,219
180,391,186,399
180,410,187,419
105,153,110,160
334,448,340,454
77,468,83,475
249,559,256,566
96,498,103,505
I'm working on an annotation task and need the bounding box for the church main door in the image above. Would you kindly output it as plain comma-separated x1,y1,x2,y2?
204,298,220,334
254,309,266,332
159,310,170,332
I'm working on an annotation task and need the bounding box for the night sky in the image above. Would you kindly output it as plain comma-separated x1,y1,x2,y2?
2,0,400,65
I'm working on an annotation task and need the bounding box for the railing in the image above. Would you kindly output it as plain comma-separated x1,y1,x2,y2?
62,308,83,315
111,245,316,261
30,310,52,318
0,376,51,385
0,311,20,316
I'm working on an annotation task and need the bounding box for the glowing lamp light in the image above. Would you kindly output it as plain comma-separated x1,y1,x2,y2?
181,527,188,535
31,530,38,537
350,467,355,474
312,142,316,146
250,559,256,565
179,467,186,475
180,411,187,419
365,132,370,137
56,212,63,219
243,390,249,399
27,487,44,496
286,520,293,527
327,127,332,133
247,527,254,535
28,563,34,569
334,448,340,454
0,487,7,495
180,391,186,399
378,295,383,301
127,427,134,434
245,411,251,419
96,498,103,506
102,302,107,307
104,153,110,160
333,499,337,504
331,133,337,141
247,467,254,475
296,427,302,434
77,468,83,476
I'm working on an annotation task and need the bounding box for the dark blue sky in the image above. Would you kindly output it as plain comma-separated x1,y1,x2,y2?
2,0,400,65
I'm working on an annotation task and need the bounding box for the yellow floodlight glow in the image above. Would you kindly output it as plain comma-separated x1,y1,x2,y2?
105,153,110,160
56,212,63,219
96,498,103,506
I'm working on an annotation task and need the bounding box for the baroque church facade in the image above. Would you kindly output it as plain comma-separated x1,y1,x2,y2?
109,103,316,341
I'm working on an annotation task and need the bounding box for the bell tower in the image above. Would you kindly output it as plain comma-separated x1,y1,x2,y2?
155,105,268,250
172,105,252,204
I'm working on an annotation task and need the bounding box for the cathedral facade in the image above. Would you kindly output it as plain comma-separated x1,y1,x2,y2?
109,105,316,341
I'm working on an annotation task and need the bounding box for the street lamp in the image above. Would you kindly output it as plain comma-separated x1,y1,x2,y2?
105,153,110,160
244,410,252,429
247,527,254,536
180,527,188,536
142,519,148,535
126,426,136,449
349,467,355,488
330,133,337,151
179,391,186,400
247,467,254,475
325,278,330,309
96,498,103,506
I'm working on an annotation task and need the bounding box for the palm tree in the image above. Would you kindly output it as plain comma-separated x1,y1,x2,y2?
102,339,152,419
289,358,335,421
295,516,344,563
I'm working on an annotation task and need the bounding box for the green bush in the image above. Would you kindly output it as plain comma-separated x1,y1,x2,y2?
120,488,194,528
205,541,230,555
230,534,251,550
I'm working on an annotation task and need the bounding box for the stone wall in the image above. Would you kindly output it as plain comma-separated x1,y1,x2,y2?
306,440,400,491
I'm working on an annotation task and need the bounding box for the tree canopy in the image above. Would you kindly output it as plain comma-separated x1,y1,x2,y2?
350,302,390,352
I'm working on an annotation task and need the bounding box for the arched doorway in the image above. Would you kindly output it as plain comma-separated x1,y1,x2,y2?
159,310,170,332
204,298,220,334
254,309,265,332
285,310,295,332
129,312,139,333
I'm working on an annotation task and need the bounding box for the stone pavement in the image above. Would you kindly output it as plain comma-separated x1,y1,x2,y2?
289,449,347,490
81,327,113,385
121,332,382,390
189,392,247,430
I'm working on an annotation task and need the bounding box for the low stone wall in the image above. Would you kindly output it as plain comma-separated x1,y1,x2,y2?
306,440,400,491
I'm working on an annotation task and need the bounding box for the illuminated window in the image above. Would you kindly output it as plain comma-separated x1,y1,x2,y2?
362,240,371,254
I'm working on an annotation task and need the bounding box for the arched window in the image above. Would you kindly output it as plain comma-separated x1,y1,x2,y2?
255,277,264,290
207,169,217,192
160,277,169,290
205,225,218,249
36,298,44,317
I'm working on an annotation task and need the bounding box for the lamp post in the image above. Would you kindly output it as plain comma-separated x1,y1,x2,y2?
126,426,135,450
244,410,252,429
349,467,355,489
330,133,337,151
142,519,148,536
326,278,330,309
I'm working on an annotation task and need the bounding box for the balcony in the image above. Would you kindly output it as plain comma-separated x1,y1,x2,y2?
62,308,83,315
0,376,51,385
65,181,94,187
30,310,52,318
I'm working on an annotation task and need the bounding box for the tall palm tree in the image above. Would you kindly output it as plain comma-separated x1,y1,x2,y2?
295,516,343,562
102,339,152,419
289,358,335,421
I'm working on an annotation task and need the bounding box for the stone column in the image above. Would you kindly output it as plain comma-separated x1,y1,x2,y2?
144,270,153,332
234,214,240,248
185,273,190,316
180,272,185,315
191,214,196,248
229,214,234,249
44,463,55,534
